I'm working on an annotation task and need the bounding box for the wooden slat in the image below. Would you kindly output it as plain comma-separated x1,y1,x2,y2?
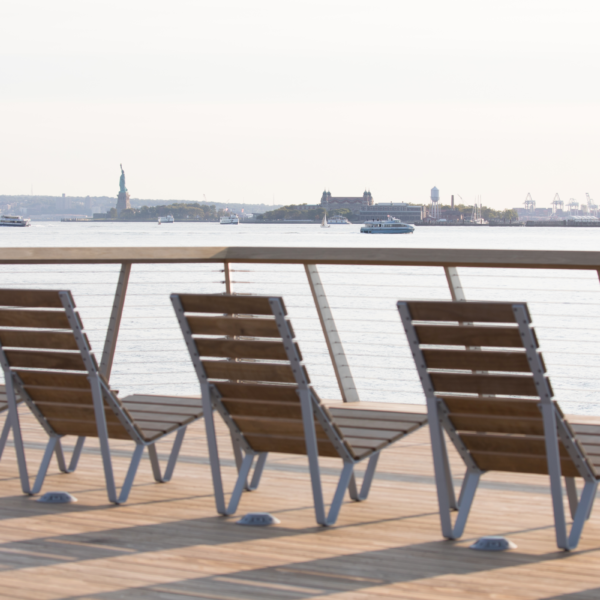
120,394,202,408
4,349,86,371
344,437,388,451
415,324,524,348
0,289,65,308
34,404,122,424
125,411,198,425
120,403,202,416
133,419,182,432
232,416,329,439
422,349,534,372
574,434,600,446
195,338,295,361
26,387,94,405
461,433,571,458
326,407,427,423
47,419,132,439
471,451,580,477
441,396,542,417
0,328,80,350
407,301,521,323
188,316,287,338
331,417,424,432
0,309,71,329
204,360,299,384
177,294,283,316
243,433,339,457
568,423,600,436
222,399,303,419
450,414,545,435
336,427,402,441
15,369,90,389
430,372,539,396
215,382,299,402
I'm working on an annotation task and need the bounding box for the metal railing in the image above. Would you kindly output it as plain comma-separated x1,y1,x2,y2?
0,246,599,414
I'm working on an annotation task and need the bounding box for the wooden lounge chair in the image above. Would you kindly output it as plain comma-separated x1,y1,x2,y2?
0,289,203,503
397,300,600,550
172,293,428,526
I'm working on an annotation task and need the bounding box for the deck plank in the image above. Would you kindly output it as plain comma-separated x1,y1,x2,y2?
0,406,598,599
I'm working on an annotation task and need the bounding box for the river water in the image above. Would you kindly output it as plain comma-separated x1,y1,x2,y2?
1,221,599,415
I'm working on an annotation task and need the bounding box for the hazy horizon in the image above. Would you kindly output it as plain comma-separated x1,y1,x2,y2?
2,1,598,210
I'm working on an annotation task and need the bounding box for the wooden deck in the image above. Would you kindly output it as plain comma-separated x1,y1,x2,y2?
1,408,599,600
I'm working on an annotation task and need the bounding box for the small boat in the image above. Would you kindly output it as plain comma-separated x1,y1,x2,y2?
0,215,31,227
321,214,330,228
360,217,414,234
328,216,351,225
220,214,239,225
158,215,174,224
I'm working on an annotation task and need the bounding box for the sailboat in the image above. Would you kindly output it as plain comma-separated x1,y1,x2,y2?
321,214,330,228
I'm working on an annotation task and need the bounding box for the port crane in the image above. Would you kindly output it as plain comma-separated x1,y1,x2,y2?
568,198,579,215
523,193,536,213
586,193,598,217
551,193,564,214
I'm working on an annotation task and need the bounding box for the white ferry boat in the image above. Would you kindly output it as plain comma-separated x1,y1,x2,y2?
360,217,414,234
328,216,351,225
0,215,31,227
220,214,239,225
158,215,174,224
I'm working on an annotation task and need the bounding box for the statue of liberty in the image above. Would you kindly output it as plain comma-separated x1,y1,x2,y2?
119,164,127,193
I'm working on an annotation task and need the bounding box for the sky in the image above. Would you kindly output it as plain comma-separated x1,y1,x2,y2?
1,0,599,209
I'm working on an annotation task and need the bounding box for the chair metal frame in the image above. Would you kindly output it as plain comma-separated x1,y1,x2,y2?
172,294,381,526
398,300,599,551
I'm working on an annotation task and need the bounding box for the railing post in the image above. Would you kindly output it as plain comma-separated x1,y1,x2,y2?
100,262,131,380
444,266,466,301
305,264,359,403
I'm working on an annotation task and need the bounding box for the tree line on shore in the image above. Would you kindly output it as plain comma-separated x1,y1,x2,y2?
113,203,226,220
256,204,352,221
439,204,518,221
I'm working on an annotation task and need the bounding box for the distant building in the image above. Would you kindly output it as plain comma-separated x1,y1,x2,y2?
441,209,463,222
360,202,424,223
320,190,374,214
55,195,72,211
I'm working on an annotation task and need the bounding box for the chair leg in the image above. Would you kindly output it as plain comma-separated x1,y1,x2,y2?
565,477,579,520
225,453,255,515
116,444,145,504
202,393,228,515
54,436,86,474
247,453,268,491
567,480,598,550
348,451,380,501
451,470,480,539
0,415,11,461
31,437,60,494
428,410,457,539
6,383,31,495
148,427,187,483
323,462,355,526
442,440,458,511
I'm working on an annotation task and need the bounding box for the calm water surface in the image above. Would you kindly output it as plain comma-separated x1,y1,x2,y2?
0,221,599,414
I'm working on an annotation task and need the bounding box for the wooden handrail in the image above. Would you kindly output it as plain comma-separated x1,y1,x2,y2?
1,246,600,269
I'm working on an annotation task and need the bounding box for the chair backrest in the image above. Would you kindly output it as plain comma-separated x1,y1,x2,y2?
0,289,133,440
172,293,349,458
398,300,596,478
